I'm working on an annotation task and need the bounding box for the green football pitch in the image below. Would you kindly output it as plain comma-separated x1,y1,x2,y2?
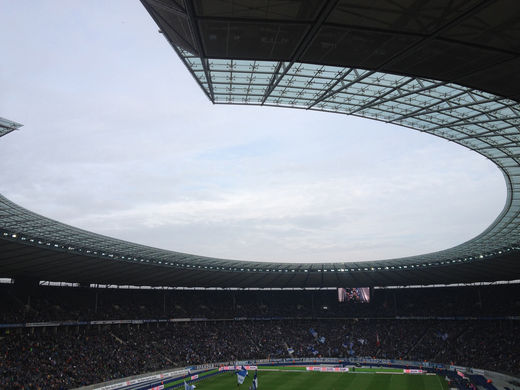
188,370,450,390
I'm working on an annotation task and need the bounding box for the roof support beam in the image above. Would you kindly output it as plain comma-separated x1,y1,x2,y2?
347,78,417,116
307,0,495,108
425,100,514,132
184,0,215,102
261,0,340,105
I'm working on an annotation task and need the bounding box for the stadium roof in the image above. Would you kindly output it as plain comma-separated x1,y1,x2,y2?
1,0,520,287
0,117,23,138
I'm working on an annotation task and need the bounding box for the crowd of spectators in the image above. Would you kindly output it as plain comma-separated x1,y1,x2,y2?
1,318,519,389
1,283,519,323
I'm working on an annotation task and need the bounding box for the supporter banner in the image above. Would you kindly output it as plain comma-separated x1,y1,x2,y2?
219,366,257,371
61,320,89,326
348,358,392,365
306,367,349,372
25,322,60,327
190,374,199,380
1,315,519,329
195,363,215,370
393,316,520,321
91,320,128,325
450,365,467,372
93,369,188,390
236,360,257,366
403,369,424,374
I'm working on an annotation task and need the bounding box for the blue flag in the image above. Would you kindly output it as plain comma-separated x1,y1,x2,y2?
253,372,258,390
184,381,196,390
237,367,248,385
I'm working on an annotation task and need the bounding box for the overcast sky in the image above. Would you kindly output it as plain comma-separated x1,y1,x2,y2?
0,0,506,263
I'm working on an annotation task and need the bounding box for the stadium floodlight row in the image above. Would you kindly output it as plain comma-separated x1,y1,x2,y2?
1,0,520,287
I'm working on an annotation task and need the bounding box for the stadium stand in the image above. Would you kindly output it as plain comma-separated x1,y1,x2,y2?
1,285,519,388
1,283,519,322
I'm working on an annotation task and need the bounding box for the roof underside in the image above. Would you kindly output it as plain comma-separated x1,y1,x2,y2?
1,0,520,287
1,234,519,287
143,0,520,102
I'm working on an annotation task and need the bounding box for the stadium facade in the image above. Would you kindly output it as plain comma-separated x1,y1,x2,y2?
2,0,520,287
